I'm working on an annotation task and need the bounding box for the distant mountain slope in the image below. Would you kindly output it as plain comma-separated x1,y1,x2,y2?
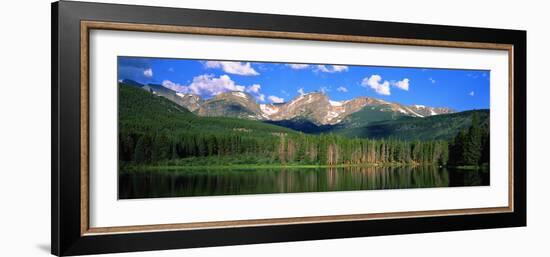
266,118,336,134
197,91,264,120
408,104,454,117
334,110,489,141
265,109,488,141
142,84,185,106
118,82,297,136
258,92,453,125
339,105,406,128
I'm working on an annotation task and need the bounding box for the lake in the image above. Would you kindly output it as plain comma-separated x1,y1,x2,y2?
118,165,489,199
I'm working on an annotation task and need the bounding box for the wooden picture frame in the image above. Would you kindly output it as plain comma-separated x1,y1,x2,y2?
52,1,526,256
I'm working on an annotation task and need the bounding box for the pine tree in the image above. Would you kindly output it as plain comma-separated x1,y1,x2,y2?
463,113,482,164
480,125,490,165
133,136,147,163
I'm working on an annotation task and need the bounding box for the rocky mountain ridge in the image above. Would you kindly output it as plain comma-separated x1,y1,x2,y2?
121,79,454,125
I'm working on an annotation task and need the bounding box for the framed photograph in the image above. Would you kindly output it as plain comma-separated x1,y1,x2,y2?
52,1,526,256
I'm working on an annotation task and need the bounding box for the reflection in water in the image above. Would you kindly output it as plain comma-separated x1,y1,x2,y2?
119,166,489,199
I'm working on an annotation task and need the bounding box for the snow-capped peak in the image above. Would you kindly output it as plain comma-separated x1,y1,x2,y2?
329,100,343,107
141,81,453,125
232,91,248,99
176,92,198,98
404,106,424,117
260,104,280,116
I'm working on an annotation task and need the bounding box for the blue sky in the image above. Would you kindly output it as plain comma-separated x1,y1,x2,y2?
118,56,490,111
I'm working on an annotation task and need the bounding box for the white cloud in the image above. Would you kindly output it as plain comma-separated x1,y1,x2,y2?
297,88,305,95
256,64,270,71
469,91,475,96
245,84,261,94
332,65,349,72
392,78,409,91
163,75,267,101
143,68,153,78
162,74,247,97
336,86,348,92
161,80,187,92
285,64,348,73
320,86,329,93
245,84,265,102
315,65,349,73
286,64,310,69
362,75,391,95
268,95,284,103
361,75,410,95
429,77,436,84
204,61,259,76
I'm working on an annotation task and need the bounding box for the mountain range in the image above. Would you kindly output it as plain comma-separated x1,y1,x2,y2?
123,79,454,126
119,79,489,141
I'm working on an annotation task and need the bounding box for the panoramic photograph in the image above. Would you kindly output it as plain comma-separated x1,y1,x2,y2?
117,56,490,199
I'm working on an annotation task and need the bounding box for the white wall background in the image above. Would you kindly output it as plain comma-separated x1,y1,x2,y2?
0,0,547,256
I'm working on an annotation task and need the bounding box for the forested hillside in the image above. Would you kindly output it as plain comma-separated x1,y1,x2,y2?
448,112,490,166
118,83,456,166
333,110,489,141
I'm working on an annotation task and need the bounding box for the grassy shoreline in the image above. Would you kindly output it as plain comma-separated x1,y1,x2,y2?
447,164,489,171
120,161,490,174
120,162,438,172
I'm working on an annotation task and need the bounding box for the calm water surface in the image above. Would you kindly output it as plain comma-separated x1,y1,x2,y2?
118,165,489,199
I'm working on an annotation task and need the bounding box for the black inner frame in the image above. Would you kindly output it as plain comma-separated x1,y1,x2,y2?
52,1,526,256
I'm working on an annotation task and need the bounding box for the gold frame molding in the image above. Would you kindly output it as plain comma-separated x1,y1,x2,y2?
80,20,514,236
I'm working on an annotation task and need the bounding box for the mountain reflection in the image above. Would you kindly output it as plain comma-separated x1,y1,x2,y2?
119,165,489,199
